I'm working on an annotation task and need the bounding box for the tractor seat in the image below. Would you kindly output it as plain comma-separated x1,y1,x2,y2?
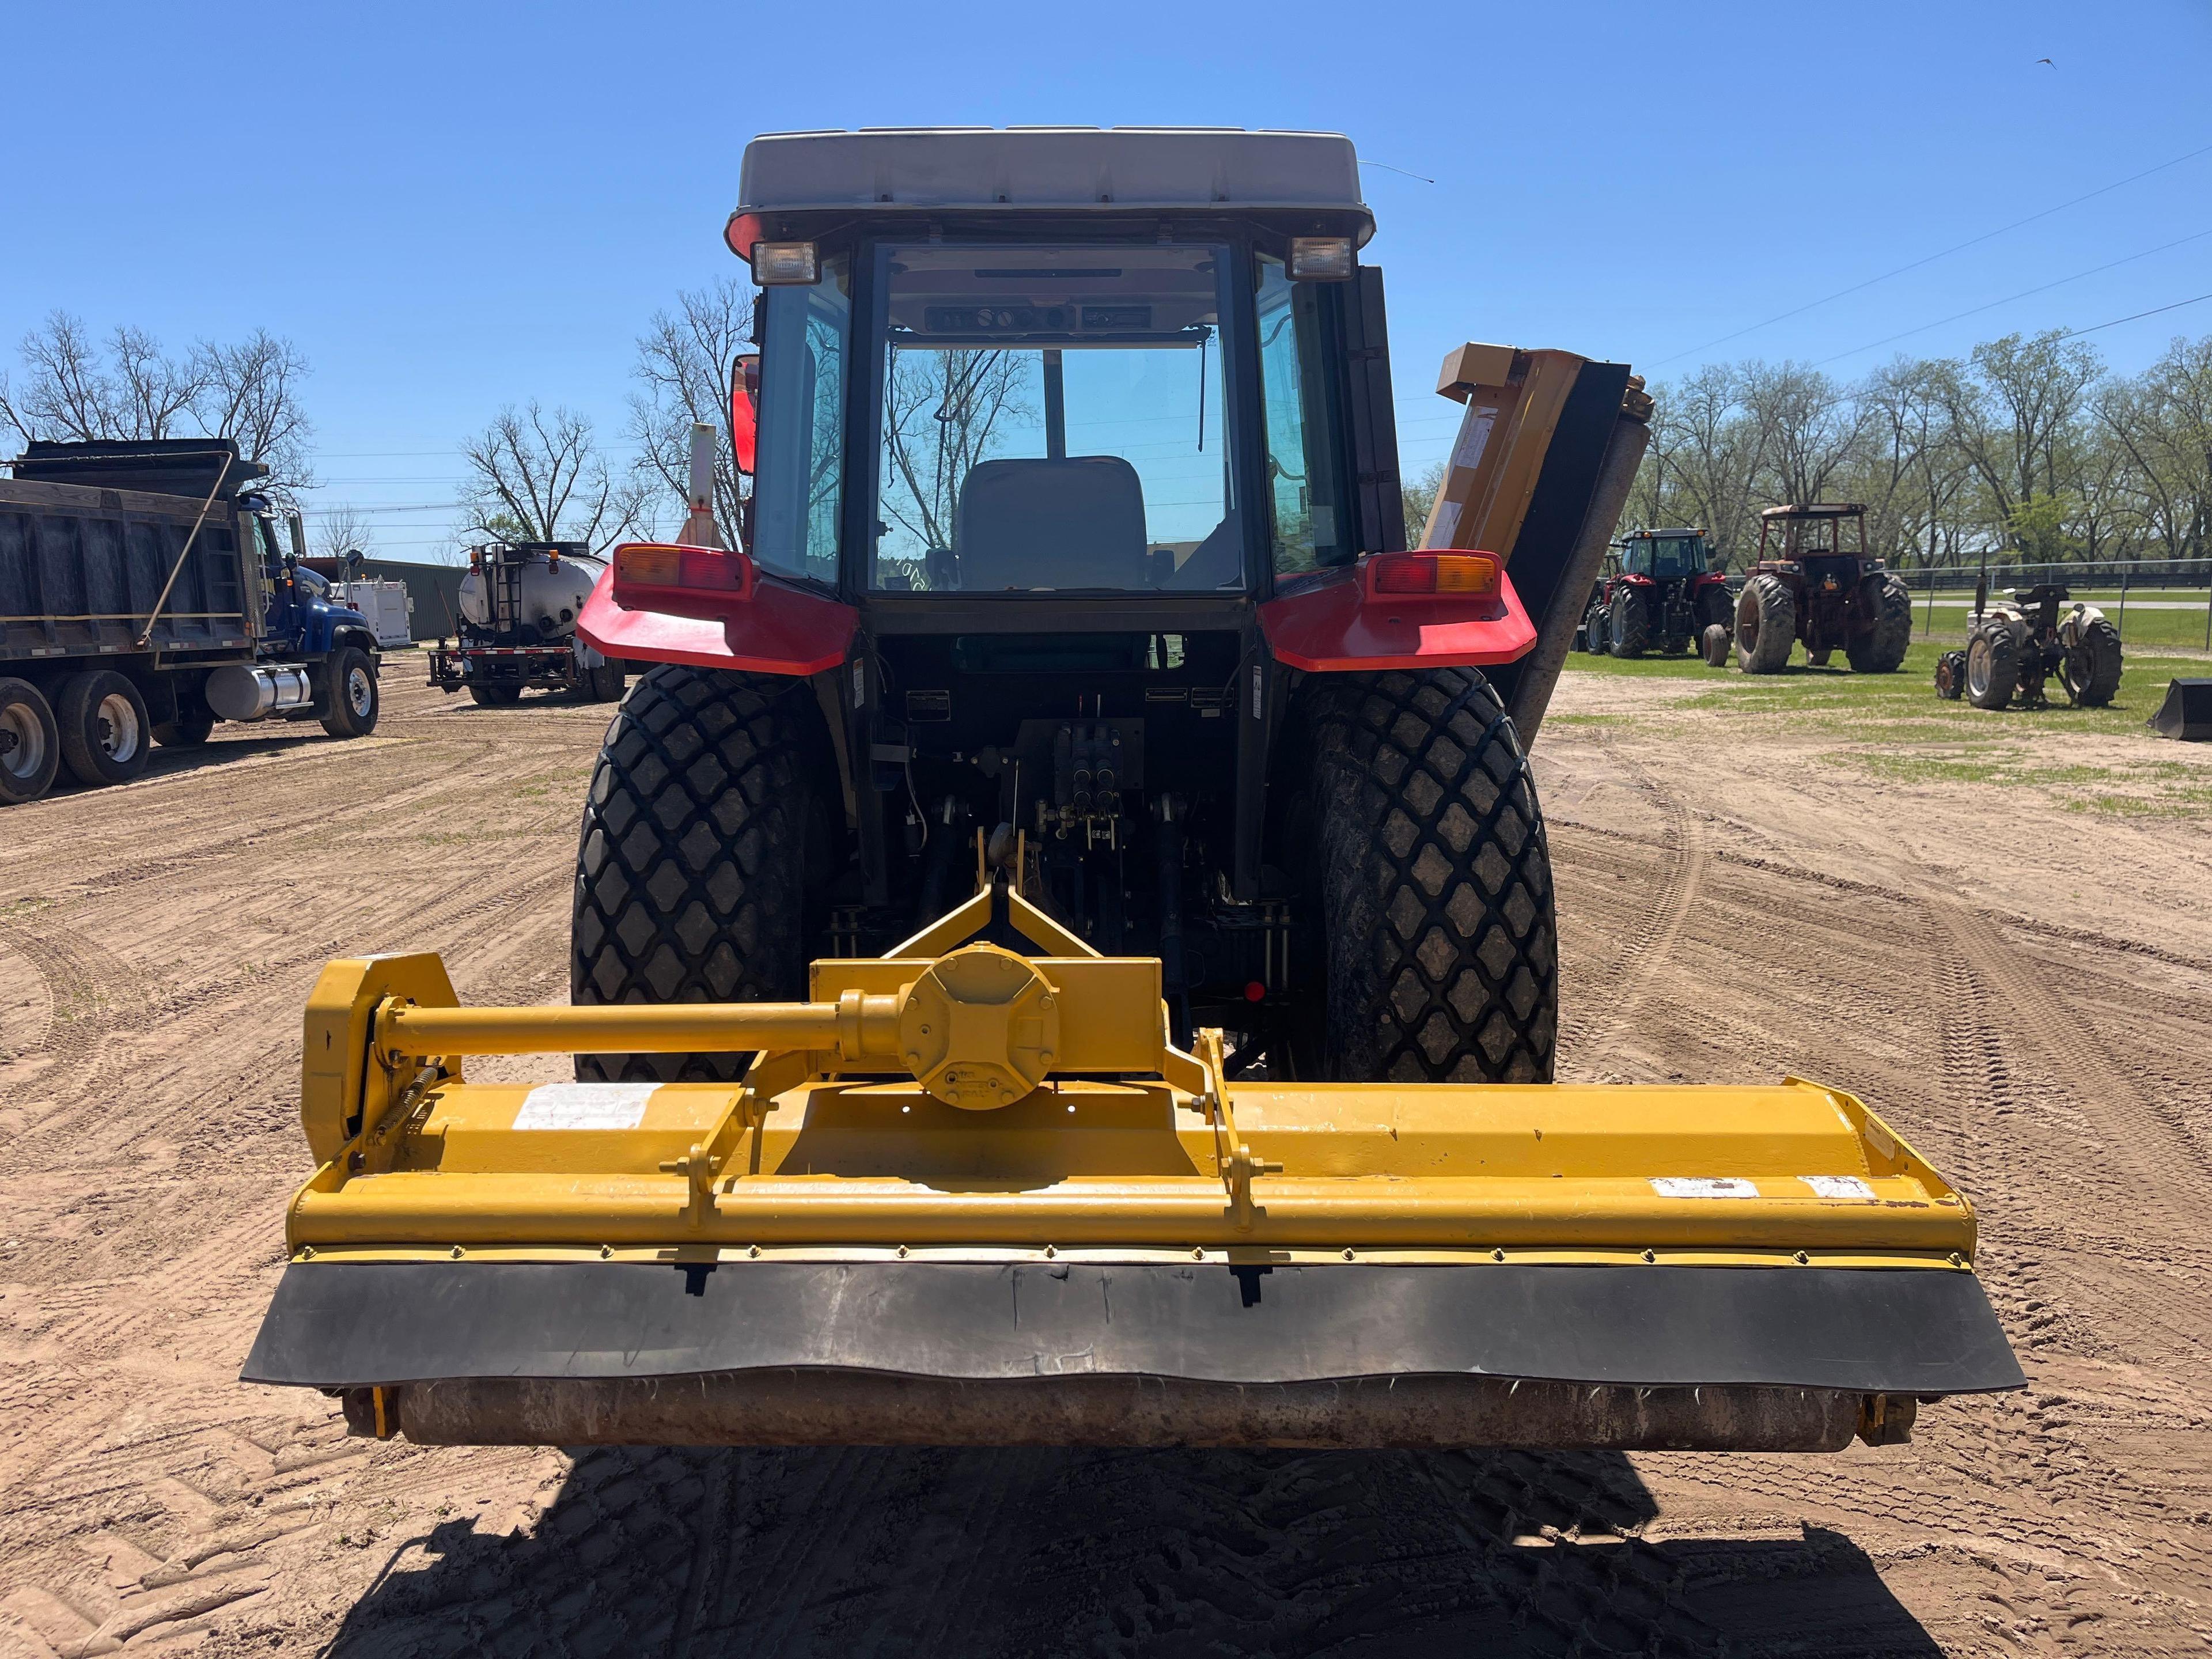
955,457,1149,590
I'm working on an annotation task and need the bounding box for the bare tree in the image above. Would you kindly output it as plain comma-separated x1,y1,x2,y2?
0,312,203,444
1739,361,1866,507
313,503,377,562
879,349,1032,562
459,402,646,554
1,312,316,494
628,279,752,547
194,330,316,493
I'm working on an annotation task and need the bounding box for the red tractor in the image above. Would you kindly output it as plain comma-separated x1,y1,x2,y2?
1734,503,1911,673
1582,527,1732,661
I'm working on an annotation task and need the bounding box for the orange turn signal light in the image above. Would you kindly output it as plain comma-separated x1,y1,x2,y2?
613,543,749,597
1366,551,1500,598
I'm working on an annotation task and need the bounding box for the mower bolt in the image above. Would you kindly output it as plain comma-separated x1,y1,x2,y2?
1949,1251,1967,1267
1793,1250,1809,1265
1191,1247,1204,1260
1044,1244,1056,1258
1641,1248,1656,1263
1491,1248,1505,1262
600,1244,612,1259
748,1244,760,1257
300,1245,314,1259
1342,1248,1355,1262
897,1244,909,1257
450,1245,464,1259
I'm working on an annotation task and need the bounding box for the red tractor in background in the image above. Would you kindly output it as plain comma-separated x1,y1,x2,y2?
1579,527,1732,661
1734,503,1912,674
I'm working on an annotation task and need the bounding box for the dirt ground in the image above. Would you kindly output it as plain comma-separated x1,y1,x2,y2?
2,662,2209,1658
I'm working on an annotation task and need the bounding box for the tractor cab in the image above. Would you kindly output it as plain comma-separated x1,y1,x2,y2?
1619,528,1711,583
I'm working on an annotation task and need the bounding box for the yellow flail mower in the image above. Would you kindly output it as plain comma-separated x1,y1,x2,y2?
245,882,2018,1451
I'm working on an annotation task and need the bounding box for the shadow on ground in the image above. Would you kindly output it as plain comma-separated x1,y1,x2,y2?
325,1446,1936,1658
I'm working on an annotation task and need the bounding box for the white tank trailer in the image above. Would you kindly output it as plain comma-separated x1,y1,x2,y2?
426,542,624,707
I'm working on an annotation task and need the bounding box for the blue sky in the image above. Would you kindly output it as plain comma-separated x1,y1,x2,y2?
4,0,2207,558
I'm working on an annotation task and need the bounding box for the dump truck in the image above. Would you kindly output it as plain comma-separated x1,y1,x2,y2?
1736,503,1912,673
244,127,2020,1452
426,540,624,704
1,438,383,806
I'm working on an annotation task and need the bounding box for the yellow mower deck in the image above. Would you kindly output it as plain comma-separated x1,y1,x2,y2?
245,889,2020,1449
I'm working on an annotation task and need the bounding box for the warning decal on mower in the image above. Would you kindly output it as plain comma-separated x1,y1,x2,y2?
1798,1175,1877,1200
1649,1177,1759,1199
513,1083,658,1131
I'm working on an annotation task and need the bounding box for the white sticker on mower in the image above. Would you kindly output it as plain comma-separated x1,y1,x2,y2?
1799,1175,1876,1200
1649,1177,1759,1199
513,1083,657,1130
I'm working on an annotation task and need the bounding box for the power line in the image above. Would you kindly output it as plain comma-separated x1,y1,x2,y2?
1647,136,2212,369
2059,288,2212,339
1812,225,2212,366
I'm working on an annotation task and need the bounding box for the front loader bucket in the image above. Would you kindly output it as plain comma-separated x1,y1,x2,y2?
245,890,2020,1450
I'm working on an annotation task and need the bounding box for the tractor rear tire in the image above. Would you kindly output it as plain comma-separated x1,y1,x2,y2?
1735,575,1796,673
1289,668,1556,1084
1965,625,2017,710
1607,588,1650,658
571,665,834,1083
1847,573,1914,673
2062,618,2122,707
1580,596,1608,653
1700,623,1732,666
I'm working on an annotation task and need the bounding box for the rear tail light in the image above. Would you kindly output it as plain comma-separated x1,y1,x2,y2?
1366,552,1501,598
613,543,751,600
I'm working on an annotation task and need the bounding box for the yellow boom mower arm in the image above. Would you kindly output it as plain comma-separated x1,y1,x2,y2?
247,888,2020,1450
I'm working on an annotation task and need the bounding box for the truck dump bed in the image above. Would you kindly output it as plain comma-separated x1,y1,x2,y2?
1,442,261,665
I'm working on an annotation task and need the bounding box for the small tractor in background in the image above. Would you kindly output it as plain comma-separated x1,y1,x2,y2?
427,541,626,706
1585,527,1730,660
1734,503,1911,674
1936,578,2123,710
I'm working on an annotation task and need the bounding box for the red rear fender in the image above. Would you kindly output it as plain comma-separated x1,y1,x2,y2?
1260,556,1538,673
578,550,856,677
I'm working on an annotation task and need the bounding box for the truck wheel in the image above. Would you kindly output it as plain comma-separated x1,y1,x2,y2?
319,647,380,738
577,662,626,703
1846,573,1914,673
55,671,151,787
571,665,834,1083
153,709,214,747
468,683,522,707
1965,626,2016,710
1734,575,1796,673
2061,618,2123,707
1607,588,1649,658
0,678,60,806
1287,668,1556,1084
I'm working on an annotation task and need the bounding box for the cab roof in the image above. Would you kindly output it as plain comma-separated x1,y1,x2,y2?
737,127,1371,239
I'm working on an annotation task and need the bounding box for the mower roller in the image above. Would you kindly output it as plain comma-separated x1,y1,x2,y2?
245,127,2020,1450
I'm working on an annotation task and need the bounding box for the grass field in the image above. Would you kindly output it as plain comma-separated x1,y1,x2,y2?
1560,638,2203,743
1560,642,2210,815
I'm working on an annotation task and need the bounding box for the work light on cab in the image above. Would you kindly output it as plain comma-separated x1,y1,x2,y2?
750,241,820,284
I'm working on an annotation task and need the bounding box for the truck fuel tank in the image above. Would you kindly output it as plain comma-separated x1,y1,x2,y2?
205,663,315,722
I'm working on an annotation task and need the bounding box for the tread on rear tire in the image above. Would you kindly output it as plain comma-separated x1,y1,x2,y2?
1290,668,1557,1084
1607,588,1649,658
1847,573,1913,673
1735,574,1796,673
571,664,832,1082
